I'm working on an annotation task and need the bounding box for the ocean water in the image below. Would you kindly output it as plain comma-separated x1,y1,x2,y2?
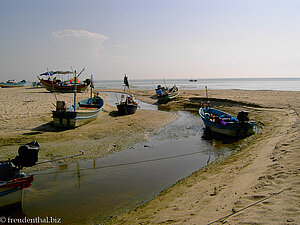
94,77,300,91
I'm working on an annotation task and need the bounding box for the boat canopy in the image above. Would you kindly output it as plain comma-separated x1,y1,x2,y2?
40,71,73,76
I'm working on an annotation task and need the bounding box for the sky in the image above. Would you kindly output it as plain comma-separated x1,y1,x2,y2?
0,0,300,81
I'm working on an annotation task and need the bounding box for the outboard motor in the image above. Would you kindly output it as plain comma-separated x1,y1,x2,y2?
83,78,91,85
56,101,66,112
11,141,39,169
0,161,20,181
237,111,249,123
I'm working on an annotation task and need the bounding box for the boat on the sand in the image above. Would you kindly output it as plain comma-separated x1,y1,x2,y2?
0,141,39,210
155,84,179,103
199,107,255,137
38,70,90,93
116,74,138,115
52,74,104,128
0,80,26,88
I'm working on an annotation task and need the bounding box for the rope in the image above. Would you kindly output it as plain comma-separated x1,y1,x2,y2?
31,150,208,176
207,186,293,225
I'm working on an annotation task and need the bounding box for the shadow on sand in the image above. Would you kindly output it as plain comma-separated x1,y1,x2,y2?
22,122,74,135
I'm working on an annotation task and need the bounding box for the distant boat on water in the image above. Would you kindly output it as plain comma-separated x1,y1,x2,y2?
52,72,104,128
116,74,138,115
189,79,197,82
0,80,26,88
38,70,90,93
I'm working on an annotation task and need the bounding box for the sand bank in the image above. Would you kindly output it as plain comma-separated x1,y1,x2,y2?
111,89,300,225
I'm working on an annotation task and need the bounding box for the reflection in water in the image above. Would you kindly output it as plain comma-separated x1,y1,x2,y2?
76,162,81,189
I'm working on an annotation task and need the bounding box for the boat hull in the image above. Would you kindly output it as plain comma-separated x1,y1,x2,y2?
52,96,104,128
0,81,26,88
0,188,23,210
39,78,88,93
117,104,138,115
0,174,34,210
199,107,255,137
157,94,178,102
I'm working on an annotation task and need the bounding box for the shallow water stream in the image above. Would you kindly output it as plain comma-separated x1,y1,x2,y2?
14,93,234,224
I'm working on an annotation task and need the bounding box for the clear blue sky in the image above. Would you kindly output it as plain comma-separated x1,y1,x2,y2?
0,0,299,81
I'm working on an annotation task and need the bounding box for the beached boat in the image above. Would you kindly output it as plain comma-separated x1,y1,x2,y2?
117,74,138,115
38,70,90,93
0,141,83,209
155,84,179,103
0,80,26,88
199,107,255,137
52,75,104,128
0,141,39,209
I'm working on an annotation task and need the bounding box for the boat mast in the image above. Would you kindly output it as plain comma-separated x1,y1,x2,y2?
90,75,93,107
73,68,85,112
124,73,130,94
205,86,210,107
163,77,167,89
74,70,77,112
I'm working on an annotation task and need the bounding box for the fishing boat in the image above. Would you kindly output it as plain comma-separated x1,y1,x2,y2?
38,70,90,93
116,74,138,115
0,80,26,88
155,84,179,103
52,74,104,128
0,141,83,210
0,141,39,209
199,107,255,137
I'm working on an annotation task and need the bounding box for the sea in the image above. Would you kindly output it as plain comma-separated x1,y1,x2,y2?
93,77,300,91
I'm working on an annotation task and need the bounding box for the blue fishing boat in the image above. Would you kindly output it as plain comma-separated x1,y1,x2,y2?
0,80,26,88
155,84,179,103
52,74,104,128
199,107,255,137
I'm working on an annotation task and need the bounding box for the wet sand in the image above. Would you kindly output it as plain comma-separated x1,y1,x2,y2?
1,87,299,224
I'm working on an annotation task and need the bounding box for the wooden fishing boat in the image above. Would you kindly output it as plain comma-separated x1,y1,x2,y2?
155,84,179,103
0,141,39,210
116,74,138,115
52,95,104,127
38,70,90,93
0,141,83,209
0,80,26,88
199,107,255,137
117,95,138,115
52,74,104,128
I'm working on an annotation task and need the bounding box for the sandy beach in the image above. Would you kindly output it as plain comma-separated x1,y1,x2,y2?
0,87,299,224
